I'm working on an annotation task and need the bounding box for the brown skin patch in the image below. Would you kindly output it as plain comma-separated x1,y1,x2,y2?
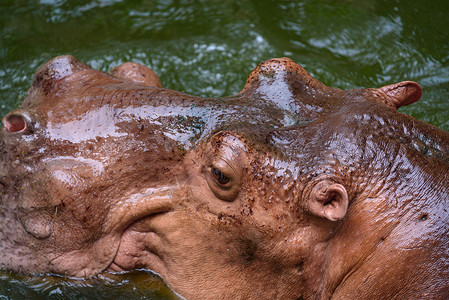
0,55,448,299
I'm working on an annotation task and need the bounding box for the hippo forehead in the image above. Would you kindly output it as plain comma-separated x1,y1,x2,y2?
3,56,425,164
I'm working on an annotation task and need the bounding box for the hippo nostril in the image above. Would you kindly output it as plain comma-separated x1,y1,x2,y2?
2,112,33,134
4,115,26,132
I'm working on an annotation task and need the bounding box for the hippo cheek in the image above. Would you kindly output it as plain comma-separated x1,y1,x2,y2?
22,185,178,278
0,155,177,277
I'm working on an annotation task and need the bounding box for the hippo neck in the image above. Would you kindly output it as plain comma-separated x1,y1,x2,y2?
320,118,449,298
361,113,449,210
324,169,449,298
331,103,449,208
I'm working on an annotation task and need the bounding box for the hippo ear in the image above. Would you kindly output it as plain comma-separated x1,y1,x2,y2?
377,81,422,109
110,62,163,88
305,180,348,222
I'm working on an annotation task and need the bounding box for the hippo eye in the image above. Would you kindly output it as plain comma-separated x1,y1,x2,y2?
211,167,230,185
205,162,241,202
204,131,248,202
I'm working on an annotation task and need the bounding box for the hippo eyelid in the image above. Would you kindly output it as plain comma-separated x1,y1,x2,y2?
2,111,34,134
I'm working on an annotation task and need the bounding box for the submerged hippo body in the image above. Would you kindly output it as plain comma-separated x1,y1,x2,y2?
0,56,448,299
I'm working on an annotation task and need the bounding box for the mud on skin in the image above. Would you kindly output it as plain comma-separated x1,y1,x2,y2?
0,56,448,299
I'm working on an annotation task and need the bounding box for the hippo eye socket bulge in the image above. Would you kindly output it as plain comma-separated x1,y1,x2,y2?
201,131,248,201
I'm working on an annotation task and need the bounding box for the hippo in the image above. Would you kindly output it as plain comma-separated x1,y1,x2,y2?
0,55,448,299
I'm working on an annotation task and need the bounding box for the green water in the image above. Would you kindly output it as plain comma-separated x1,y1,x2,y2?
0,270,179,299
0,0,448,298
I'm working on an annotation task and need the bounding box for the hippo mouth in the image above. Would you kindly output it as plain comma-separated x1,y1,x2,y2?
100,186,177,277
106,215,167,274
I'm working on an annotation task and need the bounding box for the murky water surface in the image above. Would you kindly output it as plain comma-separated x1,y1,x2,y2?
0,0,448,298
0,270,179,299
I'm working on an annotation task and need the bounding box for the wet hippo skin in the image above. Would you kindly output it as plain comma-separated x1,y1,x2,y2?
0,56,448,299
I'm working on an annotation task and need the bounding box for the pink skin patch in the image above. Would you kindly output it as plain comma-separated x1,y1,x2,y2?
3,114,28,133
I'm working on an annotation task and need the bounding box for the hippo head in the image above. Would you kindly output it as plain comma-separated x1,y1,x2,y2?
1,56,448,299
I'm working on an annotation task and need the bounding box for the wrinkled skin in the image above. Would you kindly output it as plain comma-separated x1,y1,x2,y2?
0,56,448,299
